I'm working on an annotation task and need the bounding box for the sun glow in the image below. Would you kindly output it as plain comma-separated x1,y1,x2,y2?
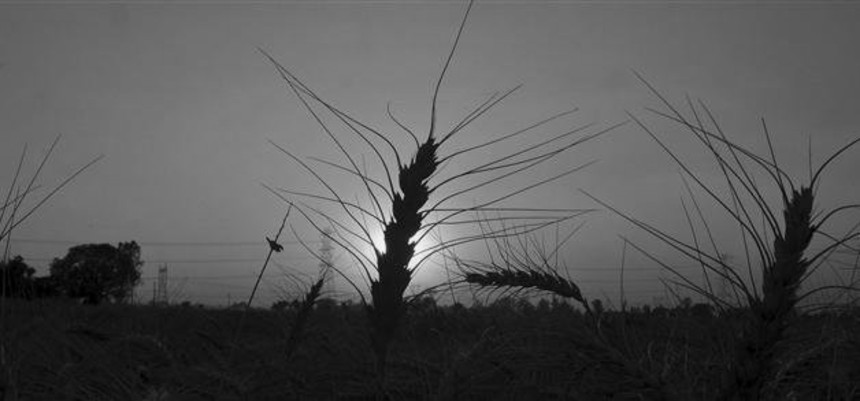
367,225,438,272
369,226,387,256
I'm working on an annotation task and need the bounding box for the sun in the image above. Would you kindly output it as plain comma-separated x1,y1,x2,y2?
367,225,437,272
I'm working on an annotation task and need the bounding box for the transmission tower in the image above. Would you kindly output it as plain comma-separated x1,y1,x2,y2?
319,228,335,296
155,264,168,305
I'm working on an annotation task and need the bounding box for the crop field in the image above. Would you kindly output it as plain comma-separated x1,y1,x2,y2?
3,297,858,401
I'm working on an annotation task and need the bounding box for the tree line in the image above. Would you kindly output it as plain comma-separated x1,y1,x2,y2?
0,241,142,304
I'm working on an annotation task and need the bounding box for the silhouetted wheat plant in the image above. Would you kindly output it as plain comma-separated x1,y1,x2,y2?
259,0,619,391
284,267,327,360
582,74,860,401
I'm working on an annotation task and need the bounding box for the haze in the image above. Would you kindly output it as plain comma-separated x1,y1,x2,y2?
2,1,858,307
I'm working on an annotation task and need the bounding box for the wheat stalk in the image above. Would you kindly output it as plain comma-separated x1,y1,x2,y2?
284,271,326,359
583,74,860,401
260,2,618,395
365,137,440,382
727,186,815,400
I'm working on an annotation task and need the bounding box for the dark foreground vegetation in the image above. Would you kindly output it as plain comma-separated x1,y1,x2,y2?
2,297,858,400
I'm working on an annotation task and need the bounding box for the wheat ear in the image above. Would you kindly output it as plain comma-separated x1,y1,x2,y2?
464,270,584,304
285,272,326,359
727,186,815,400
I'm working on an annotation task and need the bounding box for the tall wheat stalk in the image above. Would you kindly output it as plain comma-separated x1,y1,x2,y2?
582,74,860,401
284,268,327,360
259,0,618,391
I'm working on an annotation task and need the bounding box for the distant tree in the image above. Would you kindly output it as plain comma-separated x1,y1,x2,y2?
489,297,517,313
536,298,551,314
50,241,142,304
679,296,693,310
690,303,714,318
591,298,605,315
516,298,535,315
410,296,437,313
271,299,291,311
227,301,247,310
0,255,35,298
550,297,575,315
179,300,203,309
32,276,61,299
315,297,338,312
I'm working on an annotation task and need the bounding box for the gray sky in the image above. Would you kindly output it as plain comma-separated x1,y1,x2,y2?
2,1,859,307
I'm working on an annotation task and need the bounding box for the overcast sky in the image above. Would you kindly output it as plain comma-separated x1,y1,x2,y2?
2,1,859,307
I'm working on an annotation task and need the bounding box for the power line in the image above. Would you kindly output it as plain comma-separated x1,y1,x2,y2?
17,254,710,272
138,273,667,285
21,256,262,264
9,238,322,247
20,255,318,264
140,274,283,280
9,239,726,272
